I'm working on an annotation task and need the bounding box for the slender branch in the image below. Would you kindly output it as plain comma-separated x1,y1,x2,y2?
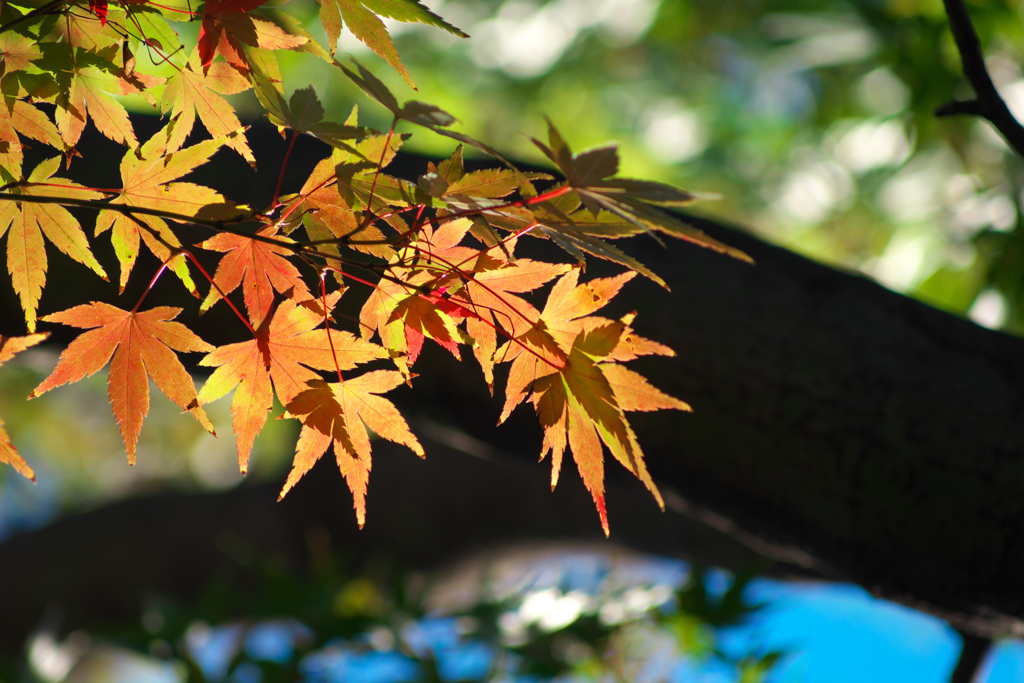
131,262,170,313
935,100,985,118
272,130,297,209
0,0,65,33
938,0,1024,157
949,630,992,683
183,252,256,335
0,192,256,230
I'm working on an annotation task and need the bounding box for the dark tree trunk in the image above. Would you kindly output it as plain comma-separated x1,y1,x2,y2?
2,119,1022,653
619,215,1024,639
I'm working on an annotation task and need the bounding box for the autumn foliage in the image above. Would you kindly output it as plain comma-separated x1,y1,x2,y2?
0,0,749,533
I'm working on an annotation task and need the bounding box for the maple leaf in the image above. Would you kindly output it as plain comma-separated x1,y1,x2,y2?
199,225,312,328
284,112,403,264
162,60,254,164
55,6,125,52
54,51,139,149
358,220,481,374
0,157,108,332
89,0,109,25
0,31,43,76
530,120,752,266
403,218,569,388
279,371,423,526
126,4,187,59
197,294,387,472
0,333,48,480
256,85,368,148
95,127,227,292
320,0,466,87
0,99,62,176
30,303,215,464
198,0,307,73
497,269,686,535
291,155,390,263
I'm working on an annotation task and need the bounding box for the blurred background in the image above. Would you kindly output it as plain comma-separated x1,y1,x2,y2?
5,0,1024,680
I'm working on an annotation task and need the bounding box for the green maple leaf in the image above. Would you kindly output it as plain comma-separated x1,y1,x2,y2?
255,84,368,147
321,0,466,87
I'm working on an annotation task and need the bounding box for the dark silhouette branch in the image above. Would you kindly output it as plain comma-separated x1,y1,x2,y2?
949,630,993,683
937,0,1024,157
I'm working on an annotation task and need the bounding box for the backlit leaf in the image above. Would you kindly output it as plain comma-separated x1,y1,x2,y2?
280,372,423,526
197,295,387,472
0,332,48,479
31,303,215,463
199,224,311,327
498,269,687,534
95,127,226,291
0,158,107,331
162,60,254,164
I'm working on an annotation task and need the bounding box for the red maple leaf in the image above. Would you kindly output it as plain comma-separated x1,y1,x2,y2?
198,0,305,72
88,0,108,25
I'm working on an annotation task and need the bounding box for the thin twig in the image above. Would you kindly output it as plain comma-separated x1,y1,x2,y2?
937,0,1024,157
0,190,393,278
949,629,992,683
0,192,255,230
0,0,65,33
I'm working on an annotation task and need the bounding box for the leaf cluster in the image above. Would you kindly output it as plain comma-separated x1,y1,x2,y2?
0,0,749,532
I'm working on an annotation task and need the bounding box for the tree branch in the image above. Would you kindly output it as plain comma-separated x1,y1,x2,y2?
937,0,1024,157
0,191,391,277
949,630,993,683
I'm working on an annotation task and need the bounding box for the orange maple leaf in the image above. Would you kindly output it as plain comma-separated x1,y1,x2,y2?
498,269,686,535
291,153,395,263
279,372,423,526
0,333,49,480
359,219,572,385
196,294,387,472
30,303,215,464
417,220,570,388
199,225,311,328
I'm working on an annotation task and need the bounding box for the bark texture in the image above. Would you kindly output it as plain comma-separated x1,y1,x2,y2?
624,216,1024,639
